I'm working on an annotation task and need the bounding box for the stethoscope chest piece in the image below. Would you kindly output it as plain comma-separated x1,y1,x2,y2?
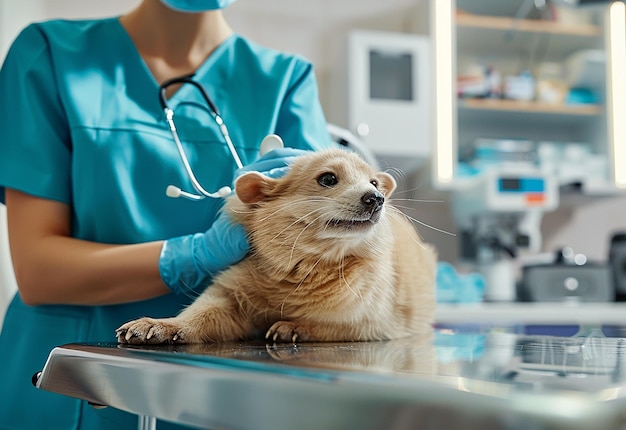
259,134,284,156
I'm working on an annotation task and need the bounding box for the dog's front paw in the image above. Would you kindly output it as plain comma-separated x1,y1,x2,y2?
265,321,311,343
116,317,188,344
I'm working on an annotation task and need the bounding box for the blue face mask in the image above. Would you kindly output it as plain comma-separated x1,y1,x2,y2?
159,0,237,12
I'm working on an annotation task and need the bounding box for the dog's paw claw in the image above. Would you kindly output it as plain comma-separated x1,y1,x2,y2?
116,318,187,345
266,321,309,344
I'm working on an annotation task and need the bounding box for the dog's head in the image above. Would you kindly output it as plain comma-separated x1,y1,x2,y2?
229,149,396,261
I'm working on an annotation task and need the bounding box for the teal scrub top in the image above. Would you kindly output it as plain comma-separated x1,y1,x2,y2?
0,18,334,430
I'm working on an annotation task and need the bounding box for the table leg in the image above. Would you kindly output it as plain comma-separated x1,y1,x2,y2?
138,415,157,430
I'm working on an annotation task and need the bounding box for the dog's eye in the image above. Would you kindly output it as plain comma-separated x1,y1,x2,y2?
317,173,338,188
371,179,379,188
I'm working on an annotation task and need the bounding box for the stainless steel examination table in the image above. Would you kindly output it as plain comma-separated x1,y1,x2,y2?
35,324,626,430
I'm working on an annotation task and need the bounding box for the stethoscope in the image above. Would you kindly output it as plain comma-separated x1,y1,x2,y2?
158,74,283,201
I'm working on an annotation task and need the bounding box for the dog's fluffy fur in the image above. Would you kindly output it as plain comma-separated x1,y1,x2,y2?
117,148,437,344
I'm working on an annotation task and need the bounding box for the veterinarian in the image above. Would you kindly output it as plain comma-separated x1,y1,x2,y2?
0,0,335,428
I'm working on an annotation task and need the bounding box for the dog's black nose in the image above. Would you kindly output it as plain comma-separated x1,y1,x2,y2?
361,190,385,210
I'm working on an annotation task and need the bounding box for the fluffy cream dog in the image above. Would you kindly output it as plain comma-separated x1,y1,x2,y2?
117,148,436,344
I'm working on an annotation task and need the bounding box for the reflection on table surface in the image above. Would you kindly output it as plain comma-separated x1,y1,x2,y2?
117,325,626,389
37,325,626,430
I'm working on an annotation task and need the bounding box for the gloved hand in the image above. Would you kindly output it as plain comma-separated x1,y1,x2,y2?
235,147,312,179
159,209,249,296
160,147,311,295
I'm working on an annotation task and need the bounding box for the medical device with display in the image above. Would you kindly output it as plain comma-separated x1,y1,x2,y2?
452,166,559,301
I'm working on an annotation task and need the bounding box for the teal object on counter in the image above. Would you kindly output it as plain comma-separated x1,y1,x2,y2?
0,18,334,430
436,262,485,304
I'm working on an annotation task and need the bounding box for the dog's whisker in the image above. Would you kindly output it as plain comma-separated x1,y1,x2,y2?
389,206,456,237
339,256,363,302
288,212,331,266
390,183,427,196
268,206,329,244
363,236,386,256
383,166,407,181
178,279,203,302
254,198,331,222
388,188,413,198
231,197,330,218
391,198,444,204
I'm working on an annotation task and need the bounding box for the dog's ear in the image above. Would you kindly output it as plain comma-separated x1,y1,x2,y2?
234,172,278,204
376,171,397,197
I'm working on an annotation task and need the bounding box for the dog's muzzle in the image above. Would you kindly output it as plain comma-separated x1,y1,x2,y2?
361,190,385,212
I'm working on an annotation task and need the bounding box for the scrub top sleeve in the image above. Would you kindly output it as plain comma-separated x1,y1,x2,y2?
274,59,335,152
0,24,71,205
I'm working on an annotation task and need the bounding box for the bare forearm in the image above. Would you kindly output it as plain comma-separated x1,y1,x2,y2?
12,236,170,306
6,189,172,306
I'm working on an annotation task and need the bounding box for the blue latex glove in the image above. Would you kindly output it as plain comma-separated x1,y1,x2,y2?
235,147,312,179
160,147,312,295
159,209,249,296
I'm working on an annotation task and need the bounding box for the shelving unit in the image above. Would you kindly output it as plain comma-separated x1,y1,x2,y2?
431,0,620,191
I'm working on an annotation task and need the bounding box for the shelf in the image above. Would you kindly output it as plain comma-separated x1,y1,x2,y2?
457,99,602,132
459,99,602,115
455,13,603,60
456,13,601,37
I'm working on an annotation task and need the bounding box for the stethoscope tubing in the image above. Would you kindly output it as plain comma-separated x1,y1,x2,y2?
159,74,244,200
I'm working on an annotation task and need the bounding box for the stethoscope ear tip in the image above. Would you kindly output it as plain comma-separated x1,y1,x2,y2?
166,184,204,200
166,185,183,198
217,186,232,198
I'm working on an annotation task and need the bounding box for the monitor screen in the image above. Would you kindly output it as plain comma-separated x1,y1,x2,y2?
369,50,414,101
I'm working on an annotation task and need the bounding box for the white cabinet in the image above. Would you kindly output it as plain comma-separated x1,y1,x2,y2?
431,0,626,194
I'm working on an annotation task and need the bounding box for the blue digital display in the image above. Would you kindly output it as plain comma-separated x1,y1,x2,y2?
498,177,544,193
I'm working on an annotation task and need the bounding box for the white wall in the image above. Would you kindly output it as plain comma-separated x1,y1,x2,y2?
0,0,141,60
224,0,426,111
0,0,44,60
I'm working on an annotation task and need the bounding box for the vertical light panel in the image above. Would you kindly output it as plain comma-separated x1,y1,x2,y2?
608,1,626,188
432,0,456,186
